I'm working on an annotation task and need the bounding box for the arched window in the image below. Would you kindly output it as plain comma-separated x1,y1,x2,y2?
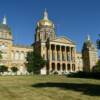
67,64,71,71
20,52,25,60
11,51,14,60
57,63,60,71
72,64,75,71
15,51,20,60
52,63,55,71
62,64,66,71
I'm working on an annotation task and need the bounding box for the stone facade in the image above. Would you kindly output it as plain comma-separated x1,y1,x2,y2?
34,10,84,75
0,11,98,75
82,35,98,72
76,52,83,72
0,16,33,75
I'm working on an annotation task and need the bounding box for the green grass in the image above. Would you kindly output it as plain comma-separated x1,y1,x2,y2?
0,75,100,100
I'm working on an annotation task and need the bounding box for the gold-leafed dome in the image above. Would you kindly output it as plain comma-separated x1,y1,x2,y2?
37,9,54,28
38,19,53,27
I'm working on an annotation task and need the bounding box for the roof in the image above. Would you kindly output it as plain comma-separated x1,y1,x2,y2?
50,36,76,45
13,44,33,49
0,23,12,34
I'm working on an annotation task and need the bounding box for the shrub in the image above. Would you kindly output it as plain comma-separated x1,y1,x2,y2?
11,67,18,73
0,65,8,74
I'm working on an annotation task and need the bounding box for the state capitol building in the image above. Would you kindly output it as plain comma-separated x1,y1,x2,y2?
0,10,98,75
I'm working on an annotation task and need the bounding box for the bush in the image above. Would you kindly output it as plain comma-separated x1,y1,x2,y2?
53,71,58,75
0,65,8,74
92,60,100,72
11,67,18,73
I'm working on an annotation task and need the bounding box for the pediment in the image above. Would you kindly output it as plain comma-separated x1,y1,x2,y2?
51,36,75,45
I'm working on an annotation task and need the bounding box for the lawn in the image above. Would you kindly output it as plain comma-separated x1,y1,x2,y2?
0,75,100,100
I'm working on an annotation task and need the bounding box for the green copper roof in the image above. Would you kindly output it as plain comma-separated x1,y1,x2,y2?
0,23,12,34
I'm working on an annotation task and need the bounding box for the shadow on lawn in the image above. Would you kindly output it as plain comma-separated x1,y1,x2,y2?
67,72,100,79
32,82,100,96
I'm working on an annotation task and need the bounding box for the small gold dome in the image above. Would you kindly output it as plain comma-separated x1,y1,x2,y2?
37,9,54,28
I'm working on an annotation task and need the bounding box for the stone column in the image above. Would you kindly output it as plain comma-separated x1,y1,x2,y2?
60,63,62,73
70,63,72,72
55,45,57,61
49,62,52,73
49,44,52,72
72,47,75,62
66,63,67,72
57,46,60,61
50,44,52,61
64,46,66,61
55,63,57,71
55,45,57,71
68,47,72,62
74,47,77,71
65,46,67,61
67,46,71,62
60,46,62,61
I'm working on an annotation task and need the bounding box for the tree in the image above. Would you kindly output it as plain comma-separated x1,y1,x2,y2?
11,67,18,74
97,34,100,49
0,65,8,75
92,60,100,72
26,51,47,74
0,51,2,60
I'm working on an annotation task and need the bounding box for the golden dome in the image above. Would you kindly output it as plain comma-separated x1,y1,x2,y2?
38,19,54,27
37,9,54,28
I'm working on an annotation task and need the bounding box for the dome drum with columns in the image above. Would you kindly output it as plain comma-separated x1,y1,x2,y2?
35,9,56,42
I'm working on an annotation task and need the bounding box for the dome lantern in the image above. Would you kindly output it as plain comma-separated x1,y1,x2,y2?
43,8,48,20
37,9,55,28
2,16,7,25
0,16,12,34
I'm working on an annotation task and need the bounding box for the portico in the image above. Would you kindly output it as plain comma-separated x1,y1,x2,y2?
46,37,76,74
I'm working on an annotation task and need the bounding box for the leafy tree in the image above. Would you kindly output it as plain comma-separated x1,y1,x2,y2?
26,51,47,74
97,34,100,49
92,60,100,72
0,51,2,60
0,65,8,74
11,67,18,74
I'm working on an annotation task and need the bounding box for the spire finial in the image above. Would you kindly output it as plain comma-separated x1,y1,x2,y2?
3,16,7,25
44,8,48,20
87,34,91,41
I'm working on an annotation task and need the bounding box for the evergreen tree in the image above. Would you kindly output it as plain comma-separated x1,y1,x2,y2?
97,34,100,49
26,51,47,74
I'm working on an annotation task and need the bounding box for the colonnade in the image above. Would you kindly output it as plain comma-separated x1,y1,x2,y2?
47,44,76,73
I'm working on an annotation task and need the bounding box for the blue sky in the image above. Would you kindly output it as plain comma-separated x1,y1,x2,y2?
0,0,100,53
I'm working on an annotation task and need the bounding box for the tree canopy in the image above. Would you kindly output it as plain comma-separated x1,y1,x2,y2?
92,60,100,72
97,34,100,49
26,51,47,74
0,65,8,74
0,51,2,60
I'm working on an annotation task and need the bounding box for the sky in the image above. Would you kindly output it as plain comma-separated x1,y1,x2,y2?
0,0,100,53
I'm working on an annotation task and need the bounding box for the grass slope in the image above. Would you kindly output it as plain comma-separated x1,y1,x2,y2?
0,75,100,100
